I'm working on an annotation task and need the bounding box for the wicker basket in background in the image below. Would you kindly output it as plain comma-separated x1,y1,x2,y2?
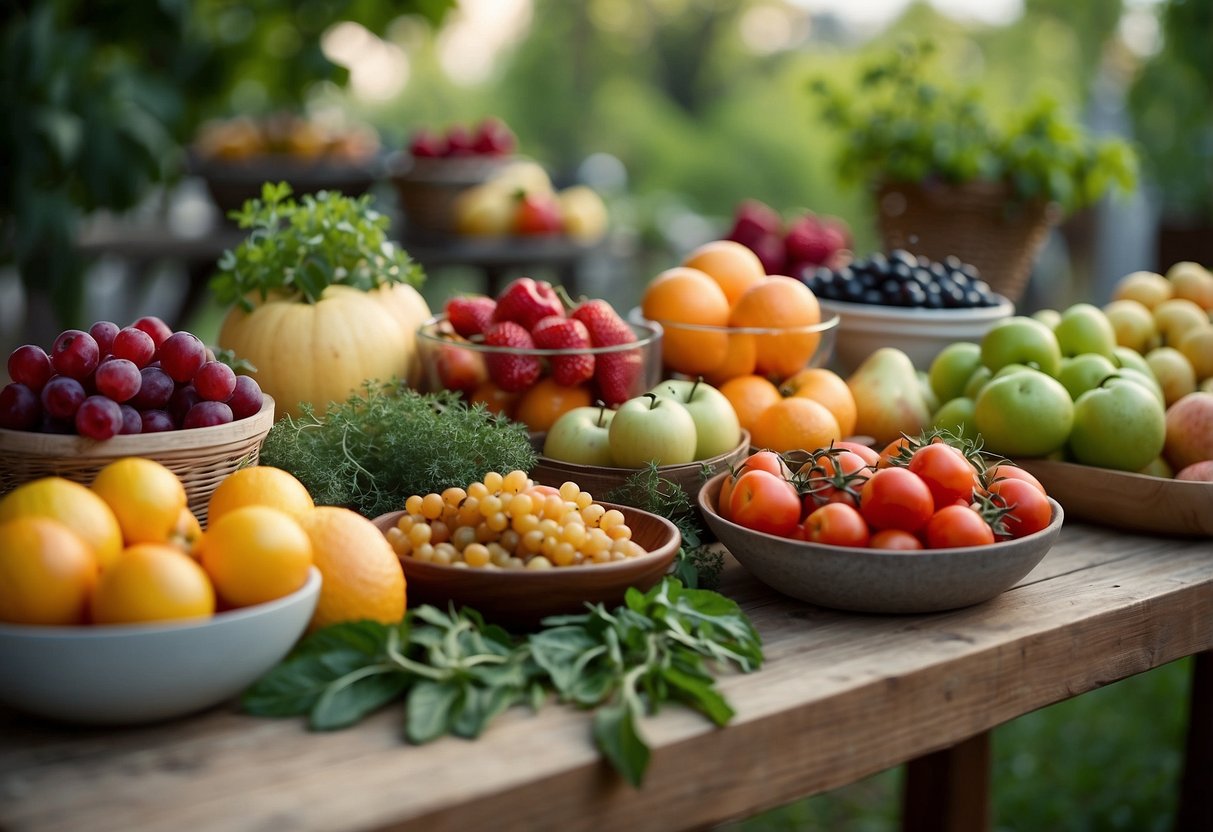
876,181,1058,304
388,154,514,235
0,396,276,526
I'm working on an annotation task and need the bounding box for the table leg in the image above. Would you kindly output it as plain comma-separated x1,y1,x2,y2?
1176,651,1213,832
901,730,991,832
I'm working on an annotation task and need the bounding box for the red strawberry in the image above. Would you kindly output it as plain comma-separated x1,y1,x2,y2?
493,278,564,330
571,300,641,406
532,315,594,386
445,295,497,338
483,321,542,392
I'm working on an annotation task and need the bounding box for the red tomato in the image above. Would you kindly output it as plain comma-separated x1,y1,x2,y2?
908,443,979,508
729,469,802,538
988,478,1052,538
834,440,881,467
984,463,1047,496
718,450,792,518
869,529,924,550
876,437,914,468
924,505,995,549
859,467,935,532
801,503,870,547
797,449,873,509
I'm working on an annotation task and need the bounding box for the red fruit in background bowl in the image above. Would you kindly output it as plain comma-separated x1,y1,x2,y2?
784,214,836,267
483,322,542,392
493,278,563,330
729,199,783,242
444,124,475,157
409,128,447,159
434,340,487,396
472,117,516,156
514,192,564,236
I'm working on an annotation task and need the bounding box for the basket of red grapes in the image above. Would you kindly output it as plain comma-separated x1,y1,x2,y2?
1,316,273,516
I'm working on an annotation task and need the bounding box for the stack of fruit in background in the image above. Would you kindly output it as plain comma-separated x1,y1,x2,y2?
451,159,608,242
192,113,380,165
803,250,1003,310
0,459,405,630
406,118,517,160
724,199,852,276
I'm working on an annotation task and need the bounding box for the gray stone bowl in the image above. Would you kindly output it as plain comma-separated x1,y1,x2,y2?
698,472,1063,614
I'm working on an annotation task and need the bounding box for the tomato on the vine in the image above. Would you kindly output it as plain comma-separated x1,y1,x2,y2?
797,449,873,509
987,478,1051,538
924,505,995,548
834,440,881,467
718,450,791,519
984,463,1047,496
869,529,924,550
801,503,870,547
728,469,801,537
876,436,915,468
859,467,935,532
908,443,979,508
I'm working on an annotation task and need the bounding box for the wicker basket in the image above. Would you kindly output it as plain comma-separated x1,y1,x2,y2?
388,154,514,235
876,180,1058,303
0,396,276,526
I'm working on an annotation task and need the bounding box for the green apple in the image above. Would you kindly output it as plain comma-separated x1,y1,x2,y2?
931,396,977,442
928,342,982,403
973,371,1073,457
1103,299,1158,353
981,316,1062,377
543,405,616,466
1112,345,1154,378
1057,354,1118,400
1145,346,1197,406
650,378,741,460
1116,367,1165,406
1053,303,1117,358
992,362,1040,380
608,393,697,467
1069,378,1166,471
963,366,993,399
1032,308,1061,329
1138,457,1173,478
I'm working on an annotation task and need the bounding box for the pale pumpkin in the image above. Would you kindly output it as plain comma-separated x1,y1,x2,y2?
366,282,432,388
218,285,430,419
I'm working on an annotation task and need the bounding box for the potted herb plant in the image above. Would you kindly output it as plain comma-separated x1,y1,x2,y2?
811,41,1138,302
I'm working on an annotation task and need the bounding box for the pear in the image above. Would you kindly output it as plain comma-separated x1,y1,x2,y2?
846,347,933,445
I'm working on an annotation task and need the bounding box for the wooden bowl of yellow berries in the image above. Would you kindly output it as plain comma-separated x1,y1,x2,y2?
371,470,680,627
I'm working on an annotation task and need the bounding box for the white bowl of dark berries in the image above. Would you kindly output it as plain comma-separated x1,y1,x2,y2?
804,250,1015,373
1,316,274,521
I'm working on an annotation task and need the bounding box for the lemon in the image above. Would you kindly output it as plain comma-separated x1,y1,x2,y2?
0,477,123,570
207,466,315,525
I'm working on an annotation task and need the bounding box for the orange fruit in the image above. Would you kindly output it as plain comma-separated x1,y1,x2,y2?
207,466,315,525
515,378,593,432
728,276,823,379
301,506,406,630
91,543,215,625
169,507,203,559
91,457,187,545
749,397,841,454
781,368,857,437
719,375,783,434
199,506,313,608
0,477,123,571
0,517,97,625
469,380,520,418
641,266,731,376
703,332,758,386
681,240,765,306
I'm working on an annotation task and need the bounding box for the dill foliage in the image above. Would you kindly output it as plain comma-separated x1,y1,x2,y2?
260,382,537,518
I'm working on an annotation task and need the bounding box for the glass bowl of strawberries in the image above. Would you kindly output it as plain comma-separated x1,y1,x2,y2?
416,278,663,432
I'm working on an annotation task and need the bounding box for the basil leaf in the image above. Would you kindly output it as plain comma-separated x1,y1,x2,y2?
310,665,409,731
406,680,461,744
594,701,650,787
529,626,600,692
568,667,616,707
662,664,734,727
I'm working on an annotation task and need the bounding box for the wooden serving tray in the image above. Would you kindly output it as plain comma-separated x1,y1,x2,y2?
1015,458,1213,538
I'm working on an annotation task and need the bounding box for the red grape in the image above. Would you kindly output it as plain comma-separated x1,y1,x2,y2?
129,366,174,410
118,405,142,435
7,345,54,391
168,384,201,426
40,416,75,435
183,400,233,429
0,383,41,430
40,376,86,421
193,361,236,402
94,358,142,402
140,409,175,433
112,327,156,367
50,330,100,380
227,375,263,420
131,316,172,349
88,321,120,355
75,395,123,440
159,332,206,382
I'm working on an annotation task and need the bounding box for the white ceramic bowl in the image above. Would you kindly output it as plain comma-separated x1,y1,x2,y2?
820,295,1014,373
0,568,320,725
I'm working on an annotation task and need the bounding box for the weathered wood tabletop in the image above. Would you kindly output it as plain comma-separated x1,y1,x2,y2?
2,522,1211,832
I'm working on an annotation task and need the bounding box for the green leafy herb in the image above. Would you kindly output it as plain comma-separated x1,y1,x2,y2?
259,382,537,518
242,578,762,787
211,182,424,310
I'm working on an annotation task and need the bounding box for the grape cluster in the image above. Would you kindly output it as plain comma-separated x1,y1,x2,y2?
2,317,263,440
385,471,647,570
801,250,1001,309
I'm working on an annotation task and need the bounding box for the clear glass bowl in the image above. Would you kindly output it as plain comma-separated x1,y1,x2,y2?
628,307,839,384
414,315,663,427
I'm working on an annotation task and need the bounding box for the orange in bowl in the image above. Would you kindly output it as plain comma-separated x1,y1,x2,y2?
780,367,857,437
681,240,765,305
750,397,841,454
641,266,730,376
720,375,782,434
728,276,823,379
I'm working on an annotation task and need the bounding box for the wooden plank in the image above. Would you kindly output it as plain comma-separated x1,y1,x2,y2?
1,526,1210,832
902,731,990,832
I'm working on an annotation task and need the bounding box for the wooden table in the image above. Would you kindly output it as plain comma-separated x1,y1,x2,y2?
2,522,1211,832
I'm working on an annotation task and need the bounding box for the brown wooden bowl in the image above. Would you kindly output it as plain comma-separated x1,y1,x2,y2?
529,430,751,503
1015,458,1213,537
371,502,680,628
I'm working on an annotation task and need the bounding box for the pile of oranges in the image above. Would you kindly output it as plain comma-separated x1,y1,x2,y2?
0,461,405,630
641,240,852,454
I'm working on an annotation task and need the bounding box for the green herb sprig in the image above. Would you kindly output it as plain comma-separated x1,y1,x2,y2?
242,578,763,787
211,182,424,310
259,382,537,518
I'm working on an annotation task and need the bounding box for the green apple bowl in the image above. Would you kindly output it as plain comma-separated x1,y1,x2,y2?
698,472,1063,614
819,295,1014,374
